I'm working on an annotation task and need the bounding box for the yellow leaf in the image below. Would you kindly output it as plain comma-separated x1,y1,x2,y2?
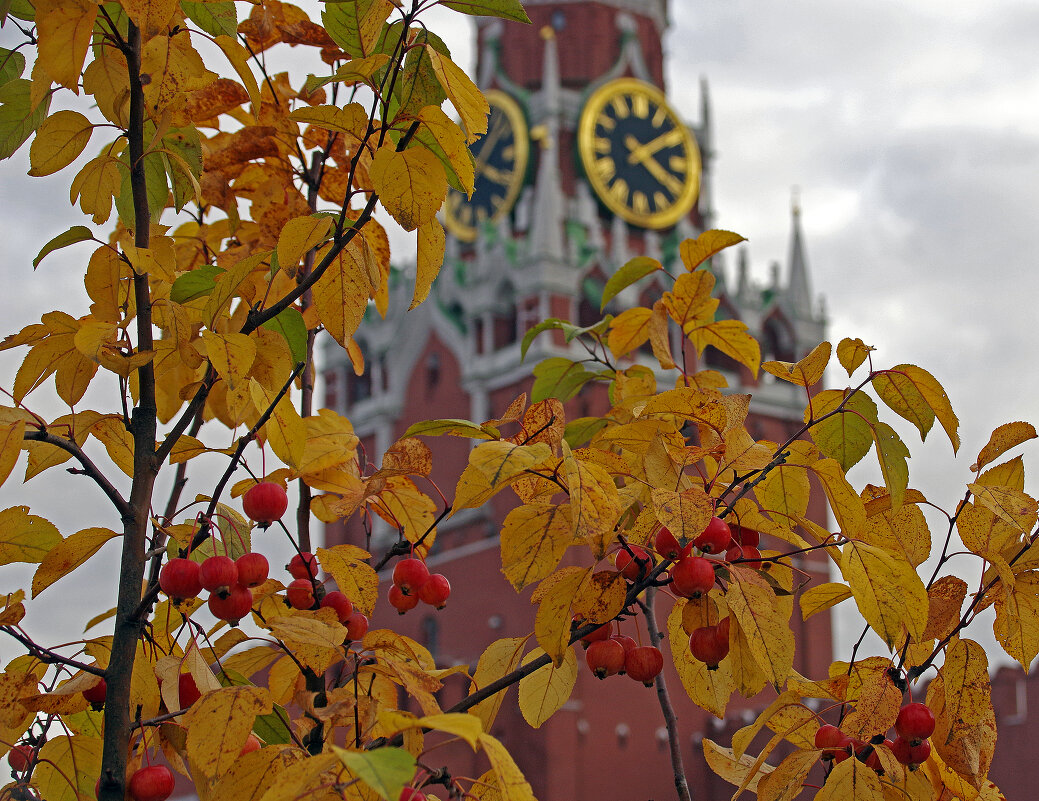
316,544,379,616
469,637,527,733
416,104,474,194
924,576,967,641
28,110,93,176
424,46,489,143
90,416,136,478
757,748,822,801
533,566,590,665
35,0,97,91
836,337,874,376
607,307,653,358
761,341,831,387
0,419,25,490
688,318,761,377
203,331,257,395
204,252,266,328
799,582,853,621
299,409,358,475
476,733,536,801
517,646,577,729
861,485,931,568
667,599,732,716
648,300,676,369
840,658,903,740
871,421,910,509
414,713,483,749
972,421,1037,472
572,570,628,625
702,738,772,793
221,646,282,681
31,526,118,597
252,752,340,801
70,153,122,224
454,441,552,511
814,756,884,800
412,218,445,310
967,483,1038,534
312,240,372,348
650,485,713,543
250,379,306,471
214,35,261,115
0,590,25,627
33,734,102,801
210,746,308,801
561,441,622,559
841,541,928,648
0,506,61,565
371,475,438,551
500,503,573,591
725,566,795,691
811,458,865,538
141,30,214,117
872,364,959,453
755,463,811,522
122,0,179,37
994,570,1039,671
370,144,447,233
277,215,333,276
679,229,747,271
185,686,273,781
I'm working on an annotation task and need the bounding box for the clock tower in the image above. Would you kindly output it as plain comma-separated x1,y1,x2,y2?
323,3,831,799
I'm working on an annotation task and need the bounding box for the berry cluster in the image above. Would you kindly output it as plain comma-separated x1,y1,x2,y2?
388,557,451,614
159,552,264,626
577,621,664,686
285,552,369,640
814,701,936,774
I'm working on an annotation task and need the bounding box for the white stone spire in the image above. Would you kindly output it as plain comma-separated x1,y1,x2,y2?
527,26,566,264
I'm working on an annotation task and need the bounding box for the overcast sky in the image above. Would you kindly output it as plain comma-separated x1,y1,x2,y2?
2,2,1039,667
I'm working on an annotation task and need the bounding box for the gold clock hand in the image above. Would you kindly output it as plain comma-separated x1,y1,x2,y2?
624,128,685,165
633,150,683,197
479,163,511,185
474,113,509,169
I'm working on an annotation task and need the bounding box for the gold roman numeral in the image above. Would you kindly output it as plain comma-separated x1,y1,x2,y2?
632,92,649,119
632,191,649,214
594,157,616,182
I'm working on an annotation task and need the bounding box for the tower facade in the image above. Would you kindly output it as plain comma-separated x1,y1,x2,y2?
323,3,830,799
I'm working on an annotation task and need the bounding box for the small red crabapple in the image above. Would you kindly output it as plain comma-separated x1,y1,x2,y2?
199,555,238,597
614,546,652,582
159,558,202,600
725,544,763,568
240,733,262,755
127,765,175,801
689,624,729,669
625,645,664,686
82,677,107,706
392,558,430,595
242,481,288,525
388,584,419,614
895,702,935,745
345,612,369,641
417,574,451,608
399,788,426,801
235,552,269,588
286,579,316,610
319,590,354,622
585,638,625,679
574,616,610,647
287,552,319,580
7,744,32,773
208,584,253,625
669,556,715,599
178,673,201,708
694,516,732,554
731,525,760,548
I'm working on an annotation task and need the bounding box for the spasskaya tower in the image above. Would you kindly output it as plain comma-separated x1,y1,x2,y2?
323,3,830,799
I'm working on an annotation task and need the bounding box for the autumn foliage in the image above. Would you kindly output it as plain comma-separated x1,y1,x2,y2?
0,1,1032,800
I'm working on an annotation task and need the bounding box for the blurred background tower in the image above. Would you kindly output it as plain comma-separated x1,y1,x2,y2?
323,2,830,798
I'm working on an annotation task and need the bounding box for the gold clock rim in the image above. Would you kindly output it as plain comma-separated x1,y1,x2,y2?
577,77,701,230
443,88,530,242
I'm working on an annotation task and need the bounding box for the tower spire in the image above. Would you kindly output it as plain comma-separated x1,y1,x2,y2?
786,187,813,318
528,25,566,263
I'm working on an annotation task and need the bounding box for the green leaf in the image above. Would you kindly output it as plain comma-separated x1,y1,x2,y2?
33,225,94,269
871,421,910,509
807,389,878,471
181,0,238,38
0,79,50,160
332,746,416,801
441,0,531,23
170,264,225,304
531,358,598,403
402,418,500,440
0,48,26,87
600,256,661,309
521,318,567,360
563,417,609,448
262,308,308,365
252,704,293,745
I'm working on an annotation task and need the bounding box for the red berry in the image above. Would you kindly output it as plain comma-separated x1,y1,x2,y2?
388,583,419,614
199,555,238,597
399,789,426,801
286,578,316,610
725,544,763,568
611,634,637,656
178,673,201,708
895,702,935,745
392,558,430,595
625,645,664,686
669,556,716,599
689,624,729,669
855,741,883,772
319,590,354,622
7,744,32,773
654,527,686,561
242,481,289,525
128,765,175,801
345,612,369,641
159,558,202,600
586,638,625,679
417,574,451,608
814,724,845,760
731,525,760,547
287,552,319,580
890,736,930,768
240,733,261,755
614,546,652,582
235,552,269,588
208,584,253,625
694,516,732,554
575,616,611,647
82,677,107,706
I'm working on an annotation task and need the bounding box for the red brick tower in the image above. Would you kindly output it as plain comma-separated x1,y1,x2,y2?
323,3,831,798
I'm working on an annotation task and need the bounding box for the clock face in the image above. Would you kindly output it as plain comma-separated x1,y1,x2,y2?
443,89,529,242
578,78,701,229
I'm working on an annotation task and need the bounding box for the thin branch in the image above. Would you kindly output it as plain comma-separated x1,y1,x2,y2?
0,627,106,677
